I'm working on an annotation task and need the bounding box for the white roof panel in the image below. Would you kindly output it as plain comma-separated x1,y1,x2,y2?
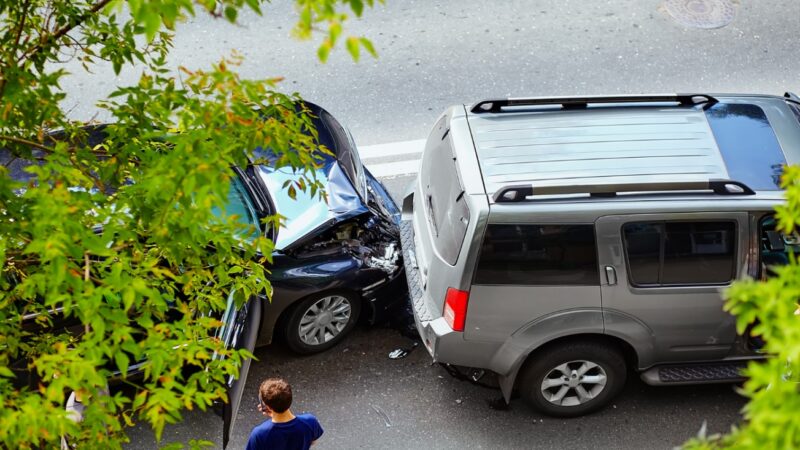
467,107,729,200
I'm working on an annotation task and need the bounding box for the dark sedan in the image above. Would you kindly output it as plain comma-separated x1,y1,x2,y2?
230,102,405,354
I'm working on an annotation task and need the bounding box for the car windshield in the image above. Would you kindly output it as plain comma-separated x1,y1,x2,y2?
212,177,262,242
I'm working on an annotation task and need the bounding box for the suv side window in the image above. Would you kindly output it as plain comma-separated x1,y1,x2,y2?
622,221,736,286
474,224,599,285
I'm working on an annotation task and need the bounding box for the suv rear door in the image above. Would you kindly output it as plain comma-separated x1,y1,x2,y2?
596,212,748,362
466,223,602,342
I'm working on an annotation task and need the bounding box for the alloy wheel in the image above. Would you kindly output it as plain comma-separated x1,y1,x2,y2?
298,295,352,346
540,360,608,407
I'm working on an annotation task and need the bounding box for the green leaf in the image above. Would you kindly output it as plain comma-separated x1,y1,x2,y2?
346,37,360,61
115,352,130,376
142,9,163,42
329,22,342,46
224,6,238,23
360,37,377,58
245,0,262,15
350,0,364,16
317,43,331,63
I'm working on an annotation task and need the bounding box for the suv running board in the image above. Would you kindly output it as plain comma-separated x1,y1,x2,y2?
640,362,749,386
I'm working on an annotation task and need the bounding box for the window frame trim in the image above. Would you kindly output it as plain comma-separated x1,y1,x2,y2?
472,222,601,287
621,219,739,288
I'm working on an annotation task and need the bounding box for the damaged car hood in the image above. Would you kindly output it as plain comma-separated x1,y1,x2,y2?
256,162,369,251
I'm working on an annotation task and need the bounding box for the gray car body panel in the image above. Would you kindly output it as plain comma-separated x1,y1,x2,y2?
402,94,798,401
596,211,749,362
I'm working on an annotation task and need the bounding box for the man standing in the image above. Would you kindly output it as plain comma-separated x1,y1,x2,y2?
246,378,323,450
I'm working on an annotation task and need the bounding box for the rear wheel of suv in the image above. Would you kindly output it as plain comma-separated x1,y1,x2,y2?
284,291,361,354
519,341,626,417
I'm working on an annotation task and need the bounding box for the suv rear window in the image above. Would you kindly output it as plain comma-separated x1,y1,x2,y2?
474,224,599,285
623,221,736,286
420,117,470,265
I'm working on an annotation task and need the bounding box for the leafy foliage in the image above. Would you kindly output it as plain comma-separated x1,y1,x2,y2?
0,0,379,448
685,166,800,449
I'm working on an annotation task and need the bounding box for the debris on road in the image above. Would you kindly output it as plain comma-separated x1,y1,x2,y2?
371,405,392,428
388,341,419,359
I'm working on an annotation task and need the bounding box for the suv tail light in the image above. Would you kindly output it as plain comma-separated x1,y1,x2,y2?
443,288,469,332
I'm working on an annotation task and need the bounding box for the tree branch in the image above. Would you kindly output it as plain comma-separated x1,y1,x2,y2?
0,0,32,98
18,0,114,64
0,134,117,158
68,153,110,195
0,135,55,153
10,0,31,51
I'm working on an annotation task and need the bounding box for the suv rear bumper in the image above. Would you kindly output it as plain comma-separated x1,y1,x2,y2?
400,219,452,358
400,220,488,366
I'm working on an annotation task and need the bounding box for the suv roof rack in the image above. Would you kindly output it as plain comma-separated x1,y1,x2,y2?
470,93,718,114
492,179,755,203
785,91,800,105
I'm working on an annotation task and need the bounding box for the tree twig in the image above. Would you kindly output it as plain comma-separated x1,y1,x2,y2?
18,0,114,64
0,135,55,152
0,0,32,98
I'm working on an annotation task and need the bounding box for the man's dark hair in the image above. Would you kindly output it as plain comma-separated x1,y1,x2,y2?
259,378,293,413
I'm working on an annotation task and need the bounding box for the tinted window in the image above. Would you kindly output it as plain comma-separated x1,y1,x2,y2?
623,222,662,285
475,224,599,285
623,221,736,286
211,177,262,242
704,103,786,191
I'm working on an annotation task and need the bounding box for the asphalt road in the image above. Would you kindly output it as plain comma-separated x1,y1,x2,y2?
59,0,799,448
244,331,743,450
127,324,746,450
60,0,800,146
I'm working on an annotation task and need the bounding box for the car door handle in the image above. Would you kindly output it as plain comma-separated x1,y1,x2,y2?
605,266,617,286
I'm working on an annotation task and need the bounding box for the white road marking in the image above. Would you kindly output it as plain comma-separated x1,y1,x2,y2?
365,159,421,178
358,139,426,161
357,139,426,178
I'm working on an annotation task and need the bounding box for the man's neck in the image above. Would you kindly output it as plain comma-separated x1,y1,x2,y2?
271,409,296,423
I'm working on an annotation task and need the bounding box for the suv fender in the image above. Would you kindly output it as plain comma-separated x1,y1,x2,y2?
601,308,657,368
491,308,650,402
491,309,603,402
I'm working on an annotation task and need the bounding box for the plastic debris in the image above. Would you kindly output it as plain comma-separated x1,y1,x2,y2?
371,405,392,428
388,341,419,360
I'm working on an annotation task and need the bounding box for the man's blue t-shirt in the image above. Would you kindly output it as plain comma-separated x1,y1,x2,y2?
245,414,323,450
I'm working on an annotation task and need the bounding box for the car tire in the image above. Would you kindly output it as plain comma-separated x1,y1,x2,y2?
284,291,361,354
519,341,626,417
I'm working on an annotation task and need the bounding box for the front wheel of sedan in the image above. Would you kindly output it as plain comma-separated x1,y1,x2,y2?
519,341,626,417
284,291,361,354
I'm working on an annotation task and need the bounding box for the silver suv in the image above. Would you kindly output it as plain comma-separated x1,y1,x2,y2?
400,93,800,416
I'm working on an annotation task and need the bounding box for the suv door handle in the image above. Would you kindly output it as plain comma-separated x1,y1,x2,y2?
605,266,617,286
